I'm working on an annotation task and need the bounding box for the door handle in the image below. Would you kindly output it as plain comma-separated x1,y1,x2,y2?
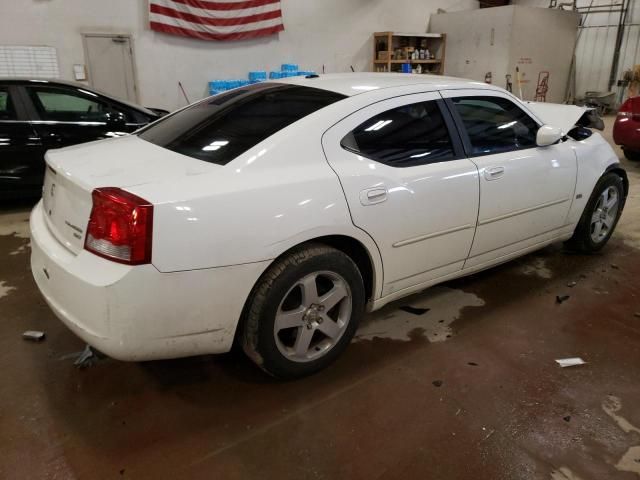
46,133,63,144
360,187,387,206
484,166,505,181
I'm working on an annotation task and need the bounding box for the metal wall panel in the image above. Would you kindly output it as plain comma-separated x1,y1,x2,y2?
514,0,640,98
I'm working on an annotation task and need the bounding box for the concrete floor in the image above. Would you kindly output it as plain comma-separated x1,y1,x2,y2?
1,119,640,480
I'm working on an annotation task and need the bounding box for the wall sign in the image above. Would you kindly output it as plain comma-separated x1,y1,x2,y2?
0,45,59,78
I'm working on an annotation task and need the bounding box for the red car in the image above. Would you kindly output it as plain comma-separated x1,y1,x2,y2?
613,96,640,161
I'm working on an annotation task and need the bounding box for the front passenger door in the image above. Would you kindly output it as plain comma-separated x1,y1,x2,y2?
441,90,577,268
24,85,129,151
323,93,479,297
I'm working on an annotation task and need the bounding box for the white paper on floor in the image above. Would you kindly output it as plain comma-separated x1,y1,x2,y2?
555,357,587,368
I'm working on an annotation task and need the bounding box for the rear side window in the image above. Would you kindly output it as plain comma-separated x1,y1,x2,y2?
0,87,17,120
27,86,128,122
340,101,456,167
138,83,346,166
451,96,539,155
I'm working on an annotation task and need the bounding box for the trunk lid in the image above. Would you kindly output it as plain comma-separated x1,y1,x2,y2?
42,135,215,254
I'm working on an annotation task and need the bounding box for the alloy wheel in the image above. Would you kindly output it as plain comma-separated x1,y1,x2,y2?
590,186,619,243
273,271,352,363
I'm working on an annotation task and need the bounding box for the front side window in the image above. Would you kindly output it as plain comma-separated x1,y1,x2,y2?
0,87,17,120
27,86,121,122
451,96,539,155
341,100,456,167
138,83,346,166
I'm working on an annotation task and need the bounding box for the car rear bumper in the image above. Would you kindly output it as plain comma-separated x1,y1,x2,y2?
30,201,269,361
613,117,640,151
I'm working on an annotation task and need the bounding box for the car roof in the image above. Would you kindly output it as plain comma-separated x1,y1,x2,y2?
0,77,156,115
276,73,493,97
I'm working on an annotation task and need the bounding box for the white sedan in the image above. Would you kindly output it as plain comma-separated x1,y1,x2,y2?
30,73,627,378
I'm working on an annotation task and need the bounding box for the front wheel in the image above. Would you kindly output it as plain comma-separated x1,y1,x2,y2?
565,172,625,253
241,244,365,379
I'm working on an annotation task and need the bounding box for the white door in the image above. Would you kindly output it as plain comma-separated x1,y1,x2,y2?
322,93,479,297
440,89,577,268
83,34,138,102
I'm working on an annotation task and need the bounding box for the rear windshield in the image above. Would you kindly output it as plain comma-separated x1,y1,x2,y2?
138,83,346,165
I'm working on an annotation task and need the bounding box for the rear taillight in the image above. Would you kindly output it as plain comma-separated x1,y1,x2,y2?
618,97,640,120
84,187,153,265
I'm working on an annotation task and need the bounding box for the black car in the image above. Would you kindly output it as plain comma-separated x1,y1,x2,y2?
0,79,168,199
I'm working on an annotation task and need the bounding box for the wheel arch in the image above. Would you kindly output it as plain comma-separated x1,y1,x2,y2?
605,163,629,197
264,233,381,305
232,233,383,346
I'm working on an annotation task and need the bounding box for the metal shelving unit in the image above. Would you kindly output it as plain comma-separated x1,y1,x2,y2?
373,32,446,74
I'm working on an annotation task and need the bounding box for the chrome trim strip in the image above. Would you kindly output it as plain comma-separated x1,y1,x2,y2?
31,120,105,126
392,224,475,248
0,120,145,126
478,197,571,226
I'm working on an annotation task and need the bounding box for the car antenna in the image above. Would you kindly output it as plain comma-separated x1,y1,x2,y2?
178,81,190,104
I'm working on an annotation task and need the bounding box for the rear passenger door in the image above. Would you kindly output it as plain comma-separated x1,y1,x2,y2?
441,90,577,268
322,93,479,297
0,84,44,195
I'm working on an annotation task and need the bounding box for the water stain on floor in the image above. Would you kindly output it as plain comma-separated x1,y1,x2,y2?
550,467,583,480
0,280,16,299
0,211,30,239
354,286,485,342
603,395,640,435
602,395,640,476
519,257,553,279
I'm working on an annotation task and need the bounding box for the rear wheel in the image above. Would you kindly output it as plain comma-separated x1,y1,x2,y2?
623,149,640,162
565,172,625,253
241,244,365,379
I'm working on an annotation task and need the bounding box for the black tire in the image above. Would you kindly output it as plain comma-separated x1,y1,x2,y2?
624,149,640,162
241,244,365,379
564,172,625,253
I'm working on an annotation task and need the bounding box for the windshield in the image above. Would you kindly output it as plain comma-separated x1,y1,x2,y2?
138,83,346,166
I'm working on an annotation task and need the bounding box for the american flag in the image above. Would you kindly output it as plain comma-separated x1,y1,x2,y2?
149,0,284,41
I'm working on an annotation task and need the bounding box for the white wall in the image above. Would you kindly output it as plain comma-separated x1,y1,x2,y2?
513,0,640,99
0,0,478,110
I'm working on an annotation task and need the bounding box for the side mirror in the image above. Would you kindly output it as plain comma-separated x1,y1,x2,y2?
104,111,127,129
536,125,563,147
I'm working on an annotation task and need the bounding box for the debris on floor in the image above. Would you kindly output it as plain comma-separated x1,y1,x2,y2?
432,380,443,387
567,281,577,288
555,357,587,368
74,345,100,369
556,295,570,304
22,330,45,342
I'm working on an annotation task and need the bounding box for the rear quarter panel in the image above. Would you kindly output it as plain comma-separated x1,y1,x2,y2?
127,106,384,298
